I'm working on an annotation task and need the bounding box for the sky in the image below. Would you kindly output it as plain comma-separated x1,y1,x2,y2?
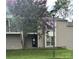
46,0,57,12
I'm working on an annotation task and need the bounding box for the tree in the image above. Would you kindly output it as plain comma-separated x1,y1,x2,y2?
7,0,48,36
51,0,71,19
67,0,73,21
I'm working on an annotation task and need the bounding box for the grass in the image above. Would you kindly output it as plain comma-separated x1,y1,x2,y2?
6,48,73,59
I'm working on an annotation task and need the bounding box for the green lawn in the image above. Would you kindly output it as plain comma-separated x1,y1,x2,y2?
6,48,72,59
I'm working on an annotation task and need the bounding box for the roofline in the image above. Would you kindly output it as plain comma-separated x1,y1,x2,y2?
6,32,37,35
6,32,22,34
42,17,68,22
27,32,37,34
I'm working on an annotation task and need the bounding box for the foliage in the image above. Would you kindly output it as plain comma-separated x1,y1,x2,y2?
51,0,71,19
7,0,48,36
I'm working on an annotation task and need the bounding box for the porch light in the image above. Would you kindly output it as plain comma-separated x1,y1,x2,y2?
48,31,53,36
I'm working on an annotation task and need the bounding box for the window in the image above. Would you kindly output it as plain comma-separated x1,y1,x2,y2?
46,36,54,47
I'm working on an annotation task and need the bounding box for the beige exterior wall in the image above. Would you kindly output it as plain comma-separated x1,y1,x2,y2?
24,38,32,48
56,21,73,49
6,34,22,49
37,29,44,48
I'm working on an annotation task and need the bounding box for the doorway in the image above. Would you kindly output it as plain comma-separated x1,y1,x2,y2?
24,34,37,48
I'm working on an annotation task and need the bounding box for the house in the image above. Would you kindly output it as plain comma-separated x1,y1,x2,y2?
6,16,73,49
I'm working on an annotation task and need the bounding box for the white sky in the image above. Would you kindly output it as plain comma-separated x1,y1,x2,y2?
46,0,57,11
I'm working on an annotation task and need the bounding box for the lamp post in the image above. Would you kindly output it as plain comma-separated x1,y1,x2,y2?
51,11,56,58
53,14,55,58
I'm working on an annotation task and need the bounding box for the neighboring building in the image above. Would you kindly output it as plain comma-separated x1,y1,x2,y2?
56,18,73,49
38,17,73,49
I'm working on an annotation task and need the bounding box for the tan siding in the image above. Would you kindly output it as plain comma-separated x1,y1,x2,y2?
56,21,73,49
37,29,44,48
24,38,32,48
6,34,22,49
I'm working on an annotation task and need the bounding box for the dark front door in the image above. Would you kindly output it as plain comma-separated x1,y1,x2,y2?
32,34,37,47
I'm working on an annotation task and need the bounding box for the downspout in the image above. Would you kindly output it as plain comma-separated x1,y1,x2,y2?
21,31,24,49
42,24,45,48
8,19,11,32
